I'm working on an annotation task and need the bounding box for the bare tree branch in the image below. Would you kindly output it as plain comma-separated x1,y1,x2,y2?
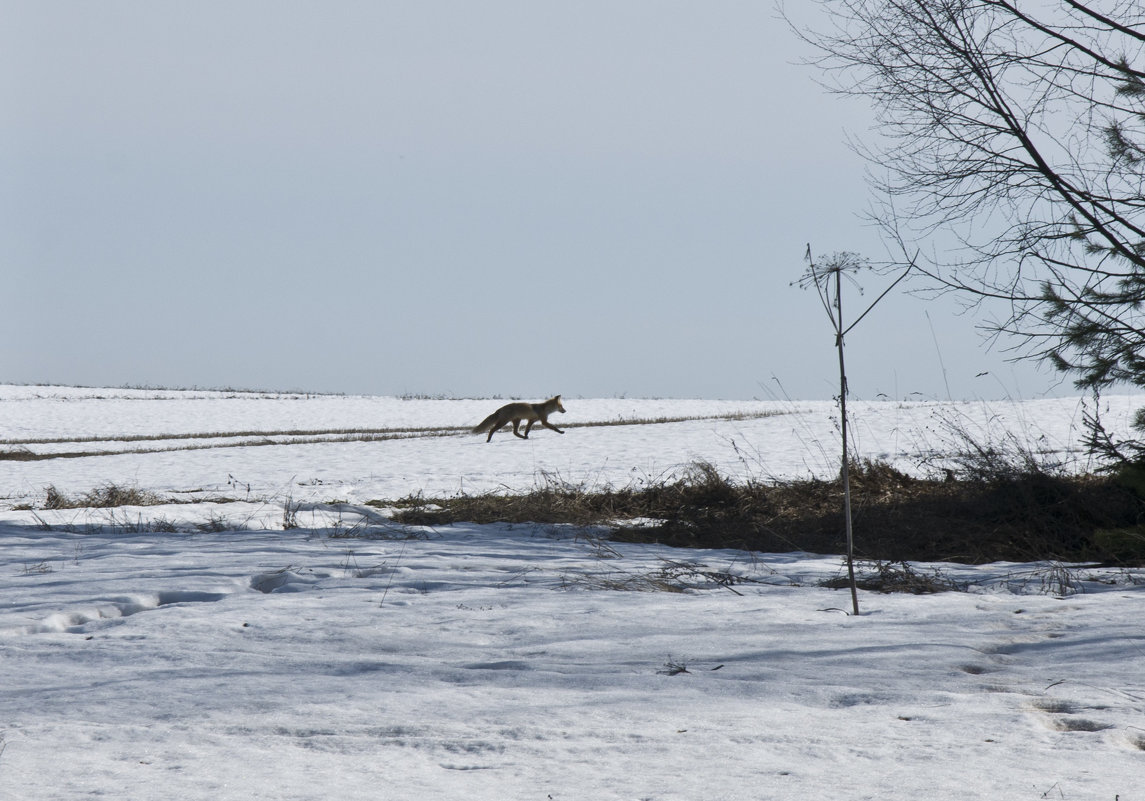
791,0,1145,389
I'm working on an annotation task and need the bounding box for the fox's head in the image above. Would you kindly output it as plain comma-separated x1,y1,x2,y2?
552,395,566,414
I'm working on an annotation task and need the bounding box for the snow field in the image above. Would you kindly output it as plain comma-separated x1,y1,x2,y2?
1,387,1143,799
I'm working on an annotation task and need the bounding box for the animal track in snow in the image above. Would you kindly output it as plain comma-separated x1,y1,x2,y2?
957,663,991,675
15,590,229,635
1045,717,1114,733
249,567,327,593
956,613,1143,750
1028,698,1118,734
13,569,329,635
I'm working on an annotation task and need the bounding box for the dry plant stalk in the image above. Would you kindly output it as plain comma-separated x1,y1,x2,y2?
798,246,914,615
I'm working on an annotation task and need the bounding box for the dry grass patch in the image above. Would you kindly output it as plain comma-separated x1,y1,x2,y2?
43,483,167,510
378,459,1145,565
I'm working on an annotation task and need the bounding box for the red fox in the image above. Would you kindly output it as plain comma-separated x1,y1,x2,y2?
471,396,567,442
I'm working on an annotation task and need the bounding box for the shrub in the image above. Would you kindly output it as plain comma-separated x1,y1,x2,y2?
376,458,1145,565
1094,527,1145,563
42,483,165,510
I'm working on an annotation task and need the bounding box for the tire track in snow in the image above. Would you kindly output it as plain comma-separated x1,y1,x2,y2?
0,410,786,462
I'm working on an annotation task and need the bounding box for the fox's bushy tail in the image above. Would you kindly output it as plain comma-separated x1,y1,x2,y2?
471,413,498,434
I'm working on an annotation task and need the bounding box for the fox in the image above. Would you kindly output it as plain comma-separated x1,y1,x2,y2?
471,395,567,442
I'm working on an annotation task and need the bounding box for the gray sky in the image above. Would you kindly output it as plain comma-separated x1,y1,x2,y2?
2,1,1064,401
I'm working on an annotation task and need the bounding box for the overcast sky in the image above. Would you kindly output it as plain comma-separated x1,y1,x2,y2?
2,1,1068,401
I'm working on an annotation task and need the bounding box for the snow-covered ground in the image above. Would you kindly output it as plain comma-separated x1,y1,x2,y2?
2,386,1143,799
2,384,1139,506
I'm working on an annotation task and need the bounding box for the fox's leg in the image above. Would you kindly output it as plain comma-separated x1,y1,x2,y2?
487,420,507,442
522,420,537,438
512,419,529,439
539,420,564,434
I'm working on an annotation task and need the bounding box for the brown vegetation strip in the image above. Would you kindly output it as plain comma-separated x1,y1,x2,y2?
380,460,1145,566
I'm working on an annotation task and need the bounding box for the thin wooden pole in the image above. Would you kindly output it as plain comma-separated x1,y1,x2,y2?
835,268,859,616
